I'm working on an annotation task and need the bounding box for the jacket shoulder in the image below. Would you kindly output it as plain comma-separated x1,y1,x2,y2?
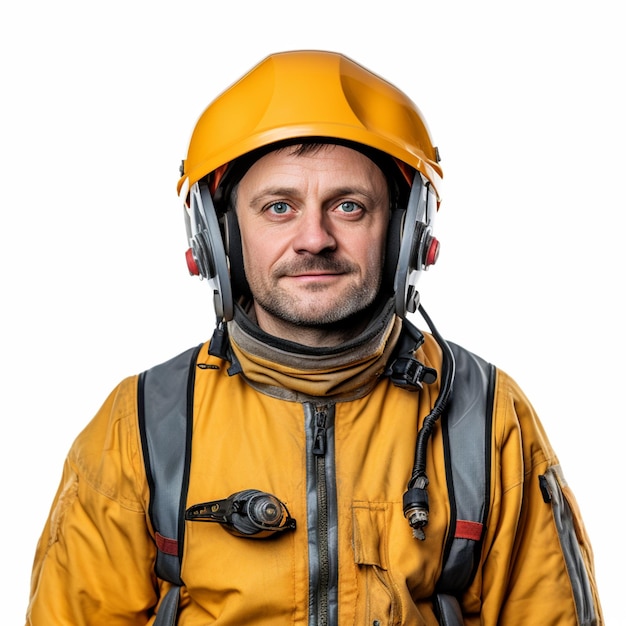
68,374,145,511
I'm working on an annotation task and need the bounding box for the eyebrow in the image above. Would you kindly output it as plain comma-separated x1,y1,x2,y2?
248,185,384,206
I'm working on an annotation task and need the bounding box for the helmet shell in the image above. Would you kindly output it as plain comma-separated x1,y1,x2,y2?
178,50,442,200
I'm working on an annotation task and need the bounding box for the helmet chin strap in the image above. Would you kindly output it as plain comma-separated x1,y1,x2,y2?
393,173,440,319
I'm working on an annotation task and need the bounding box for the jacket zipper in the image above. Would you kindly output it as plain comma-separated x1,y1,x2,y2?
312,405,329,626
307,403,337,626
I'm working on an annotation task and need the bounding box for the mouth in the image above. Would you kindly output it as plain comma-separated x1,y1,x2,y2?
285,272,343,283
289,269,342,276
276,258,354,287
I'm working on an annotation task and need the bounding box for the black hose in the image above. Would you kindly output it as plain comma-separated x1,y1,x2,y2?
408,304,456,487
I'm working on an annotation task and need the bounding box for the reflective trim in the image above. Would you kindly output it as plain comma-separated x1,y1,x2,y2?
539,466,598,626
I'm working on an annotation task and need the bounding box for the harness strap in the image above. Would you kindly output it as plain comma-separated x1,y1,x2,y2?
138,344,202,624
434,593,465,626
435,342,494,608
154,586,180,626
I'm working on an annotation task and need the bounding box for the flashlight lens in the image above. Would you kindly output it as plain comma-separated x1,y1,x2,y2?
247,493,284,527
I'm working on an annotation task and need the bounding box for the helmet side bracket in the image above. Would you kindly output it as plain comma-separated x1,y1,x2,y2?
393,174,439,318
185,182,234,322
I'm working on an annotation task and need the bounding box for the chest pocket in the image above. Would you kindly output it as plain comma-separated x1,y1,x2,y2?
352,503,402,626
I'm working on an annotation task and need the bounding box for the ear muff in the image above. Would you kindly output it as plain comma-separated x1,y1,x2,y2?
393,175,440,317
185,181,234,321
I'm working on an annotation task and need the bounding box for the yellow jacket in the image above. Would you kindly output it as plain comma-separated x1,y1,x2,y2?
26,309,603,625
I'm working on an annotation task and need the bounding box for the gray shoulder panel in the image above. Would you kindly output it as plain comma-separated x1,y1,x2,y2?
437,342,494,594
138,344,202,584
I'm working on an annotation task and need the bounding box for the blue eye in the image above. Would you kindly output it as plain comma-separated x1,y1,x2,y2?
269,202,290,214
339,201,359,213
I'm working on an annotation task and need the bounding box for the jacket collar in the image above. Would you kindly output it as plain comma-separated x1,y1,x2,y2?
226,299,402,401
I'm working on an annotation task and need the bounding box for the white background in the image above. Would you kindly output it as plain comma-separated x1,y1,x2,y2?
2,1,622,623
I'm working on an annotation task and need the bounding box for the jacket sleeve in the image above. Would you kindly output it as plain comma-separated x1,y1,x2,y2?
467,370,603,625
26,376,159,625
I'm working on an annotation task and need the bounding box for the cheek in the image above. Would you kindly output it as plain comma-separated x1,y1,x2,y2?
355,232,387,277
240,230,283,279
367,222,388,260
240,237,262,275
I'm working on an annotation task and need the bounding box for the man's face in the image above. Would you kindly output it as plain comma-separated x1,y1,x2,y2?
234,143,390,341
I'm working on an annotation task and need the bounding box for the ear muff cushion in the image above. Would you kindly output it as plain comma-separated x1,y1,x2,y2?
224,212,252,300
383,208,405,293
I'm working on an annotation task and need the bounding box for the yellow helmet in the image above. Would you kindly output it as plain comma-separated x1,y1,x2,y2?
178,50,442,201
181,50,442,322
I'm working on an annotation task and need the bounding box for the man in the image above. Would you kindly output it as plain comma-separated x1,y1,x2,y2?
26,50,603,625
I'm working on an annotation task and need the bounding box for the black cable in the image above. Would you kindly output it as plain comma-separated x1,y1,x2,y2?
409,304,456,485
402,303,456,539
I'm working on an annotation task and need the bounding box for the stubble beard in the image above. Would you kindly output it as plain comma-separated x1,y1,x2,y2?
249,256,382,329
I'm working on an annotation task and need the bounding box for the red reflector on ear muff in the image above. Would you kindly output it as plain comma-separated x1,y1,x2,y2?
186,248,200,276
425,237,440,268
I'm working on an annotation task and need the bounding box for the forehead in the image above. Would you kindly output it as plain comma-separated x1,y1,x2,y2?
240,143,389,186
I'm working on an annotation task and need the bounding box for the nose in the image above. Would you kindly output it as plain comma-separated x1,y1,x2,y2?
292,209,337,254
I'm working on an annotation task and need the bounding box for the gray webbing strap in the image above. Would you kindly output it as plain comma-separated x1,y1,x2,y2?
434,593,465,626
154,586,180,626
138,344,202,624
436,342,494,600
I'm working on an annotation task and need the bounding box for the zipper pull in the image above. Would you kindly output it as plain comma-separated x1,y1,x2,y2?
312,406,328,456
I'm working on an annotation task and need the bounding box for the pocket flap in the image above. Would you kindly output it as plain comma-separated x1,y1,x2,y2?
352,503,389,569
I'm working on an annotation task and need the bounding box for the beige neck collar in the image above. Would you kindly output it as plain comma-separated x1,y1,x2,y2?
227,301,402,402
